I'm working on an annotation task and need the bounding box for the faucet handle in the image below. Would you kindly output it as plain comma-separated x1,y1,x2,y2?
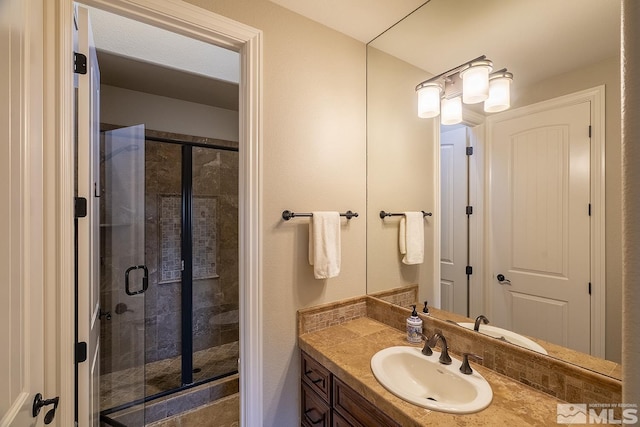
420,334,433,356
460,353,483,375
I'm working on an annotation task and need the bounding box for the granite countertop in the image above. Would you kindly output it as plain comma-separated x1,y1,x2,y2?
299,316,564,426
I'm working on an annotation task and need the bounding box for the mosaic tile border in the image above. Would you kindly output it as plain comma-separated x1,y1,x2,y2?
298,296,368,335
368,284,418,309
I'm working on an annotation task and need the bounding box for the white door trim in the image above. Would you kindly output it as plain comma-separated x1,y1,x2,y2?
485,86,606,357
43,1,263,425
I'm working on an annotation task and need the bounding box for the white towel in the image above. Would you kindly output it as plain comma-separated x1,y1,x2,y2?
399,212,424,265
308,212,341,279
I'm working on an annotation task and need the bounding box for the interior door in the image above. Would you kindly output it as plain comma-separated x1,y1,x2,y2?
0,0,45,425
489,101,591,353
440,127,468,315
76,6,101,426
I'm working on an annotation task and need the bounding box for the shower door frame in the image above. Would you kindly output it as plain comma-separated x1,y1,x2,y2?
43,1,263,425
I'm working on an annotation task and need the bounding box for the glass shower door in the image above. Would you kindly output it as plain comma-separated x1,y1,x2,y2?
100,124,147,424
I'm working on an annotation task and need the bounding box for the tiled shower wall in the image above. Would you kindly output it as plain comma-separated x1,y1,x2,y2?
100,128,239,376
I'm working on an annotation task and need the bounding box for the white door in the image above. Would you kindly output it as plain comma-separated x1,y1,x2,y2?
489,101,591,353
76,6,101,426
0,0,45,425
440,127,469,315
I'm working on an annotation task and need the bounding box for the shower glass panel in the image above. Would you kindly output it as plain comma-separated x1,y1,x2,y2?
191,146,239,382
100,124,147,423
144,140,184,393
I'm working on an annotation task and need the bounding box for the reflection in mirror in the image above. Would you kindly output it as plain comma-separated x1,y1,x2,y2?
366,0,621,377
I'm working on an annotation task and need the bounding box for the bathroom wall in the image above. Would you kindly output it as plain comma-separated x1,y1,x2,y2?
366,46,437,303
101,84,239,142
185,0,367,425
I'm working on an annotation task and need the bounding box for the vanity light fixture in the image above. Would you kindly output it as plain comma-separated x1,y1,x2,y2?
440,96,462,125
417,81,444,118
484,69,513,113
416,55,513,125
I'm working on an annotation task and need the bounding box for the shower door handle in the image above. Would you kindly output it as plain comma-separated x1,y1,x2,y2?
125,265,149,295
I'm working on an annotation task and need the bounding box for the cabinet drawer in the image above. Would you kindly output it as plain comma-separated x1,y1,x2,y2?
331,411,353,427
301,351,331,402
333,377,400,427
301,382,331,427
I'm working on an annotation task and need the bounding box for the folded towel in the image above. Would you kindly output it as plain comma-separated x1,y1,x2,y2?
399,212,424,265
308,212,341,279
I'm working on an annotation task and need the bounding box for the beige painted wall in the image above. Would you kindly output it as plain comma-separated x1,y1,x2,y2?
185,0,367,425
100,84,240,141
513,55,622,363
366,47,436,304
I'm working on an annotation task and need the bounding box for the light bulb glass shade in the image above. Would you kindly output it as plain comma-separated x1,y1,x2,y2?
440,96,462,125
460,61,492,104
484,72,513,113
417,83,442,118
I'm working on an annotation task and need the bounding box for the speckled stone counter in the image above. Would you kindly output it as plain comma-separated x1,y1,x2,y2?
299,316,564,426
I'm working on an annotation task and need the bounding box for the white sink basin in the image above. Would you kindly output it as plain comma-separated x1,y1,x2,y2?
458,323,548,355
370,346,492,414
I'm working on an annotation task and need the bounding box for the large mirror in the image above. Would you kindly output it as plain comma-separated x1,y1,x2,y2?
366,0,621,376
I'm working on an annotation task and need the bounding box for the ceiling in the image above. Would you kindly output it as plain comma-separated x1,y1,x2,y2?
268,0,426,43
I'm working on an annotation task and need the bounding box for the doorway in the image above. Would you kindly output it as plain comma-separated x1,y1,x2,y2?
74,4,244,425
439,121,483,318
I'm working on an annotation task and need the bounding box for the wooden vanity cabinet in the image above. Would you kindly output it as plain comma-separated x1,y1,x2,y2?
300,351,400,427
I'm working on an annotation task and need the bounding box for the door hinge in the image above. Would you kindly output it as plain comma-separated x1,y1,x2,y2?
588,282,592,295
73,52,87,74
466,146,474,156
588,203,591,216
466,266,473,275
74,197,87,218
588,125,592,138
75,342,87,364
466,206,473,215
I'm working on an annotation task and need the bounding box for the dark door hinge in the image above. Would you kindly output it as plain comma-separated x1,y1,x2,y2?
466,266,473,275
588,203,591,216
75,341,87,364
588,282,592,295
74,197,87,218
466,206,473,215
73,52,87,74
466,146,474,155
588,125,592,138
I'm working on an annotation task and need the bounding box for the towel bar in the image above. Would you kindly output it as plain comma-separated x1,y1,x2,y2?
379,210,432,219
282,210,359,221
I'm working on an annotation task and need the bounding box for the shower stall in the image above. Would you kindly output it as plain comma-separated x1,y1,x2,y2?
98,125,239,425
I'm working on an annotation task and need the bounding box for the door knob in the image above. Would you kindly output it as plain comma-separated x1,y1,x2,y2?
32,393,59,424
496,274,512,285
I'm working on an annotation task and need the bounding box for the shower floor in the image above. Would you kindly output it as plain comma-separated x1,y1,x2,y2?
100,341,239,411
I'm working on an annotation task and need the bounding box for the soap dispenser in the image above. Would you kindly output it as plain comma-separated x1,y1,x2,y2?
423,300,430,315
406,305,423,344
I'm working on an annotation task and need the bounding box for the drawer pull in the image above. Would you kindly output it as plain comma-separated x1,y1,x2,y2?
304,369,324,385
304,408,324,425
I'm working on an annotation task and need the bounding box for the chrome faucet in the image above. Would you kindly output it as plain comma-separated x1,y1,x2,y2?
426,331,452,365
474,315,489,331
